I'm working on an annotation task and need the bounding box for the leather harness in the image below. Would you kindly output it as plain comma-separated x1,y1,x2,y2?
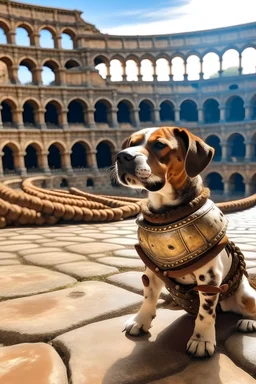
135,192,248,315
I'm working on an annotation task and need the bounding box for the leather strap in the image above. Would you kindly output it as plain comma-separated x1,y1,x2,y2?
193,284,229,294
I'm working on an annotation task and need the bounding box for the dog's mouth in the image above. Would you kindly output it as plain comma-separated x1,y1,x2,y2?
121,173,164,192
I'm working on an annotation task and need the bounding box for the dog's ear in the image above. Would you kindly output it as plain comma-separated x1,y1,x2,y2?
173,128,214,178
121,137,130,149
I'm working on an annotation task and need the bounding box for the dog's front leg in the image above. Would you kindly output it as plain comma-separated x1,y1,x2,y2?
125,267,164,335
186,259,223,357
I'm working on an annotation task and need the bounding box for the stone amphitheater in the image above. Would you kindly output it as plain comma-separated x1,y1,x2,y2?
0,1,255,383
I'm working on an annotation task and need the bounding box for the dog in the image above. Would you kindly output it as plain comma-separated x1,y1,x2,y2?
115,126,256,357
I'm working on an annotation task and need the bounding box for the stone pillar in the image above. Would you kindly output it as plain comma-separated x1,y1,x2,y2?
238,54,242,75
15,152,27,176
245,182,251,196
7,30,16,44
244,104,251,120
56,35,62,49
39,151,50,174
87,151,97,169
32,32,40,47
174,108,180,123
62,151,73,173
122,62,127,81
15,108,24,129
183,60,188,80
199,59,204,79
106,64,111,81
132,108,140,128
245,140,253,161
38,108,46,129
224,181,230,195
219,105,226,122
110,108,118,128
152,62,157,81
56,68,66,85
222,142,231,162
138,63,143,81
87,108,96,128
198,107,203,123
0,106,3,129
0,152,3,177
169,62,173,81
12,65,19,84
59,109,68,129
32,67,43,85
218,58,223,77
153,108,160,124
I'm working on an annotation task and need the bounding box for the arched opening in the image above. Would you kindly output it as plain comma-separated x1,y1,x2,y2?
205,172,224,192
61,32,73,50
96,142,113,168
0,58,12,84
42,60,59,85
139,100,154,122
23,100,38,127
110,59,123,81
87,178,94,187
94,99,112,125
2,145,15,174
180,100,198,122
1,100,15,127
16,26,31,46
40,28,55,48
125,59,138,81
222,49,239,76
71,142,88,169
48,144,62,170
202,52,220,79
229,173,245,195
228,133,245,160
65,60,80,69
160,101,175,122
226,96,245,122
171,57,184,81
141,59,154,81
117,100,132,124
205,135,222,161
60,178,68,188
187,55,200,80
251,95,256,120
94,56,108,79
25,145,38,172
0,26,7,44
203,99,220,123
68,100,86,124
242,47,256,74
45,101,61,127
18,59,36,84
156,58,169,81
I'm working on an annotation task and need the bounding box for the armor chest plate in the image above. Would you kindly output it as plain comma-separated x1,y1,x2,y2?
137,199,228,271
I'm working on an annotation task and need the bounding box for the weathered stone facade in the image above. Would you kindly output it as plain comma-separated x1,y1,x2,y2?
0,0,255,196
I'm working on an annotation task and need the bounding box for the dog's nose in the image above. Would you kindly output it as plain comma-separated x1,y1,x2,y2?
117,152,136,164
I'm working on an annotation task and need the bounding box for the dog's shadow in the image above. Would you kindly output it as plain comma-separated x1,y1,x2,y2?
102,310,242,384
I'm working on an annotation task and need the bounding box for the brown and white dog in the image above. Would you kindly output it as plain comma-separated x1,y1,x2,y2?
115,126,256,357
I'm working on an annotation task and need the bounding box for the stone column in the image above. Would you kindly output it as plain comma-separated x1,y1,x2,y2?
0,152,3,177
0,106,3,129
153,108,160,124
183,61,188,80
12,65,19,84
15,152,27,176
244,104,251,120
152,62,157,82
15,108,24,129
245,182,251,196
110,108,118,128
39,151,51,174
56,35,62,49
132,108,140,128
56,68,66,86
169,62,173,81
174,108,180,123
59,109,68,129
7,30,16,44
199,59,204,79
38,108,46,129
238,54,242,75
32,32,40,47
245,140,253,161
223,181,230,196
87,151,98,169
138,63,143,81
122,62,127,81
87,108,96,128
198,107,203,123
222,141,231,162
219,105,226,122
62,151,73,173
32,67,43,85
106,64,111,81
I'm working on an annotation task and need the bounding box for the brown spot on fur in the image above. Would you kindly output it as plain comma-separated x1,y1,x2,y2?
199,275,205,281
199,314,204,321
242,296,256,314
142,274,150,287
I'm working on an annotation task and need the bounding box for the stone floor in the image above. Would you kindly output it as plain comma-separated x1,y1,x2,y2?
0,207,255,384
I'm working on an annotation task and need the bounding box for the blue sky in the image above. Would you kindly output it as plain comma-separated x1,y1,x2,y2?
17,0,256,35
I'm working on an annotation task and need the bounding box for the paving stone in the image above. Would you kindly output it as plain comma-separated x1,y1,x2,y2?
0,260,21,265
151,353,255,384
35,239,62,244
55,261,118,279
8,235,44,241
0,343,68,384
0,281,142,343
23,251,86,266
104,230,134,235
113,249,139,259
77,233,118,240
54,236,95,243
0,252,18,259
0,240,35,246
53,309,189,384
37,241,78,247
0,244,40,252
0,265,76,299
67,243,124,255
97,256,144,269
103,238,136,245
107,271,145,293
225,334,256,377
19,247,62,256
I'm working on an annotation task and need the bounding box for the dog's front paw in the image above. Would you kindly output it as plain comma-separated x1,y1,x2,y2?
186,337,216,357
237,319,256,332
124,313,154,336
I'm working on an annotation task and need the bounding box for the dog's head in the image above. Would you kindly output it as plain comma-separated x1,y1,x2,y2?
115,127,214,193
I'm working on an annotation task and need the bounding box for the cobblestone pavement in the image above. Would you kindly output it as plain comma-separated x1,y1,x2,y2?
0,207,255,383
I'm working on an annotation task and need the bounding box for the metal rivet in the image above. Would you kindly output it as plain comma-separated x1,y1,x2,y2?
155,267,159,272
163,271,168,276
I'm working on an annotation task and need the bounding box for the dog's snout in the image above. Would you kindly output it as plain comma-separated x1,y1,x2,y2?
117,152,136,164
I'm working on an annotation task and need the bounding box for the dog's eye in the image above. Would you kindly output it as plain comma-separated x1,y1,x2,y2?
153,141,167,150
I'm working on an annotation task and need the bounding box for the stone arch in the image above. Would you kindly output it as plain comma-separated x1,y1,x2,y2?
42,59,60,85
171,56,185,81
227,133,246,160
139,99,154,123
65,59,81,69
94,55,109,79
225,96,245,122
205,172,224,192
40,26,57,48
222,49,239,76
44,100,62,127
47,142,65,170
205,135,222,161
24,143,41,171
241,47,256,74
125,55,139,81
60,178,69,188
229,173,245,195
18,57,37,84
156,58,169,81
202,52,220,79
1,98,17,127
251,94,256,120
67,99,87,125
71,141,89,169
160,100,175,122
140,58,154,81
186,55,200,80
1,141,20,174
61,28,76,49
94,99,112,125
203,99,220,123
110,58,123,81
15,23,33,46
96,140,114,169
0,20,9,43
86,178,94,187
0,56,13,83
117,100,133,124
180,99,198,122
22,99,40,127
